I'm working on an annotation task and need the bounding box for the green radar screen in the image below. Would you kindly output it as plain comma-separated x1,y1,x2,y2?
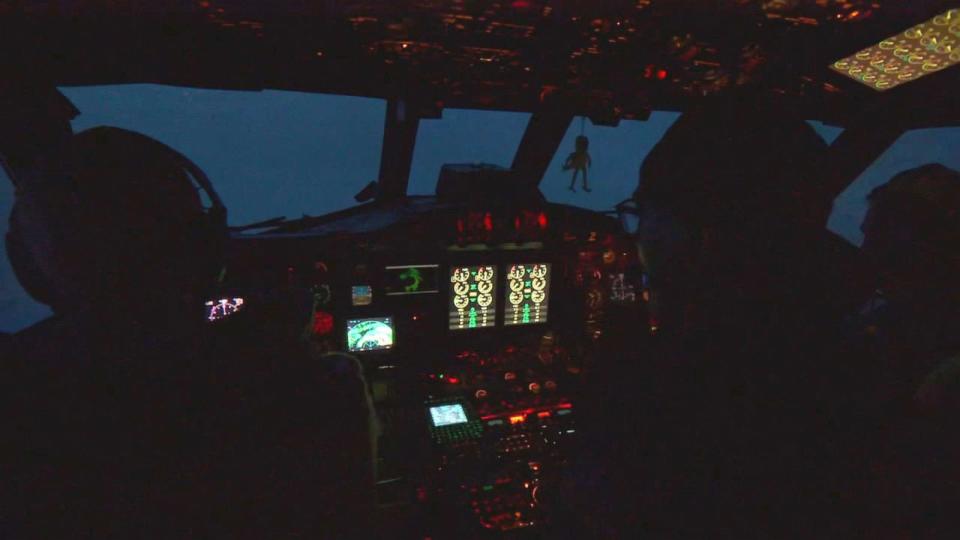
346,317,395,352
385,264,440,295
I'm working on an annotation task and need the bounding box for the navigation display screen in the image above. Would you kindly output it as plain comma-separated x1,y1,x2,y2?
385,264,439,295
346,317,395,352
449,266,497,330
430,404,469,427
504,263,550,326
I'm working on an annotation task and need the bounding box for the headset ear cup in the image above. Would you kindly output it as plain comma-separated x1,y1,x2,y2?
6,205,61,309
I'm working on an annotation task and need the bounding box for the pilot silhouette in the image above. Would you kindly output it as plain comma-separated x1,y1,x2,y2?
562,134,592,192
573,94,870,538
855,163,960,536
4,126,377,538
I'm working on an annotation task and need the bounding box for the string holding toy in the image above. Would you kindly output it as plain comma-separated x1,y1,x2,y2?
562,117,592,193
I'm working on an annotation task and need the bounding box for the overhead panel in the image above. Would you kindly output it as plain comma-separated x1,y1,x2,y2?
831,8,960,91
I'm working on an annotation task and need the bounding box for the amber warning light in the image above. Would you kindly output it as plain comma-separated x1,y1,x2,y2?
831,8,960,91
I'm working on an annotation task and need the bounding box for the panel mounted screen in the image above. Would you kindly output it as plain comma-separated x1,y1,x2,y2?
449,266,497,330
429,404,469,427
346,317,395,352
504,263,550,326
351,285,373,306
385,264,440,295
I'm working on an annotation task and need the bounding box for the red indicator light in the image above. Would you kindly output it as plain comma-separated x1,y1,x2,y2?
484,212,494,232
537,411,551,418
537,212,548,229
447,377,460,384
657,69,668,80
311,311,334,336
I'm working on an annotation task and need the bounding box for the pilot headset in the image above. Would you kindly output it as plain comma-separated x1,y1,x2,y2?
5,126,228,312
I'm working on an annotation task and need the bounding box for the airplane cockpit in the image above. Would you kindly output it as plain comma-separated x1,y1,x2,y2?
3,1,960,538
214,159,644,535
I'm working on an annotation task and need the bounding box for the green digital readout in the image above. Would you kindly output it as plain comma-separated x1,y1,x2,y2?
385,264,440,295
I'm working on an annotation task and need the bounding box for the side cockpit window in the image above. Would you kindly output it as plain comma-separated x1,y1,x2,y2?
829,128,960,246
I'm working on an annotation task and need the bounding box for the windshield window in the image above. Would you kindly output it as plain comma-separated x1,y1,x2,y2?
407,109,531,196
61,84,386,226
540,113,680,211
1,167,54,332
829,128,960,245
409,110,686,214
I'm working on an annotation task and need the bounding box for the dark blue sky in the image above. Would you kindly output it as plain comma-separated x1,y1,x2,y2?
2,84,959,331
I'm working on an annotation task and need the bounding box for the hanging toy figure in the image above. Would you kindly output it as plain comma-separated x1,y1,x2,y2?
563,120,592,192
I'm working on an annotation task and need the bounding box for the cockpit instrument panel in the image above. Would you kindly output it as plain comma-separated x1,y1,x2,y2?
504,263,550,326
449,266,497,330
206,297,245,322
429,403,469,427
385,264,440,295
346,317,395,352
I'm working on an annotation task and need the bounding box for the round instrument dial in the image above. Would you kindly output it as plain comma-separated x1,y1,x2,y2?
452,268,470,283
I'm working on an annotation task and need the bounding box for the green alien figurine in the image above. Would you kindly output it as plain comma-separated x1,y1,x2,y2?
562,135,592,192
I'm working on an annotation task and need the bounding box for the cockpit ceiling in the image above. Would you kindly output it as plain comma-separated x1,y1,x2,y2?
3,1,959,123
831,8,960,91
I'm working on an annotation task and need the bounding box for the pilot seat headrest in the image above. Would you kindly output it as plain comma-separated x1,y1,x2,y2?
635,95,829,230
7,126,227,312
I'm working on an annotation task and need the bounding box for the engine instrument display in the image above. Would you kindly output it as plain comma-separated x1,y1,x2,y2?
385,264,439,295
504,263,550,326
449,266,497,330
346,317,395,352
429,404,469,427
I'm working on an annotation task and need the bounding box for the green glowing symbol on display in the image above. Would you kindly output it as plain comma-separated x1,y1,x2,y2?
399,268,423,292
522,304,531,323
469,307,478,328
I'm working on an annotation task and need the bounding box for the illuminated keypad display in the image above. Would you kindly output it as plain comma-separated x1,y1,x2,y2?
504,263,550,326
449,266,497,330
831,9,960,91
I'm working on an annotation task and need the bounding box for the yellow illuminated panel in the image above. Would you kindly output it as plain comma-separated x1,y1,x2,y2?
831,9,960,91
